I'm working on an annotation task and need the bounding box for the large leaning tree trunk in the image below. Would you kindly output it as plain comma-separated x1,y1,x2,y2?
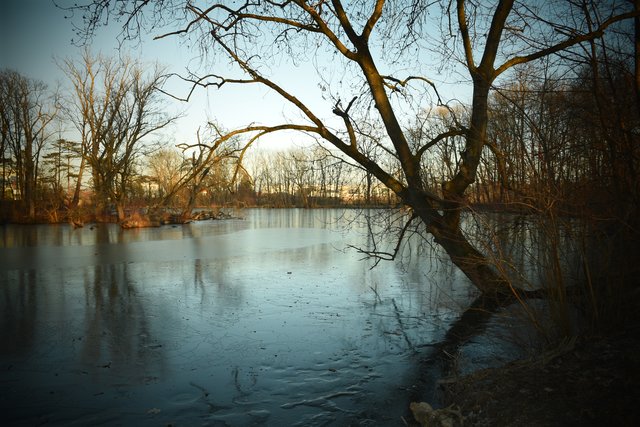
63,0,638,297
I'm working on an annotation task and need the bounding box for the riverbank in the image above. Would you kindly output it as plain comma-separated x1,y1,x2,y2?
429,324,640,426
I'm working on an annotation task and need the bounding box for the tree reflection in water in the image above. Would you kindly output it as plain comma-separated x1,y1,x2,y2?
81,263,165,384
1,270,38,355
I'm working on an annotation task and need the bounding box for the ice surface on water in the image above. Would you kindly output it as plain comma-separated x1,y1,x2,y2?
0,209,475,426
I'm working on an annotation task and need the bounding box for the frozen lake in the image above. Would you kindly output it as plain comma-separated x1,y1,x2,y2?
0,208,479,426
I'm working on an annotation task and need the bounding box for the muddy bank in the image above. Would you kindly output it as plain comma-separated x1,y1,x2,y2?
433,326,640,426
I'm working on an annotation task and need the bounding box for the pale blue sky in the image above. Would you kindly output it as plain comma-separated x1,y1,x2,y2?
1,0,75,84
0,1,470,151
0,1,323,147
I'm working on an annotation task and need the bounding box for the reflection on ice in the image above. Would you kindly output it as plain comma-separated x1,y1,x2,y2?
0,209,475,426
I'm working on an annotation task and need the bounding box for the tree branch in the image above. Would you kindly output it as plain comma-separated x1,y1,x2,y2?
329,0,361,45
478,0,515,74
332,96,358,148
495,9,640,77
381,74,444,105
348,211,418,268
362,0,385,41
295,0,359,59
456,0,476,71
416,128,467,162
156,72,258,102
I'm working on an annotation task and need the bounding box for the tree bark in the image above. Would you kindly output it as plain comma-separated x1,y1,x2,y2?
71,155,85,208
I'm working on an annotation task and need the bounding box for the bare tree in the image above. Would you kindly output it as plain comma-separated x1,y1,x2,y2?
0,70,58,220
62,1,638,297
245,148,273,205
147,147,185,201
60,51,178,222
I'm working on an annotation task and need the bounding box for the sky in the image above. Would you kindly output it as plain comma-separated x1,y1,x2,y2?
0,0,471,152
0,0,323,149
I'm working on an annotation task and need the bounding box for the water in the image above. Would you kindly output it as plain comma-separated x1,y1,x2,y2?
1,209,479,426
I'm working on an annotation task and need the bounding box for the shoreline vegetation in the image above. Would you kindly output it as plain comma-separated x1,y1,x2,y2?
0,199,600,227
